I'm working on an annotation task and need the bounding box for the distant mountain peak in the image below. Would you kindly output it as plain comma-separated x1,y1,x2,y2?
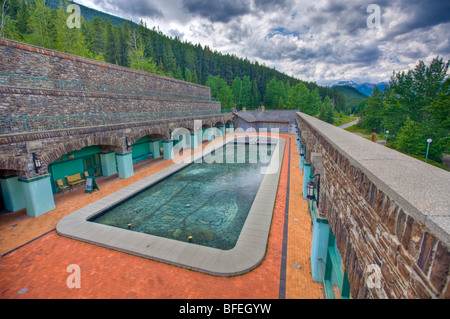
332,81,387,96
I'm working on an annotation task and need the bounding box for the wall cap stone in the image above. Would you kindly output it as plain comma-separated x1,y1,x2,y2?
297,112,450,247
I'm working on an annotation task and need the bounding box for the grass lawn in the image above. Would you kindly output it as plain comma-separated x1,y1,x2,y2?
333,114,357,127
344,124,372,135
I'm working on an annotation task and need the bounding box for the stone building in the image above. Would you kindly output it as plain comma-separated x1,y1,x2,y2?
235,109,297,134
0,39,233,217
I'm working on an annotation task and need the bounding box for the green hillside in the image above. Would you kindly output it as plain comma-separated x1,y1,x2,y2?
333,85,368,113
45,0,136,26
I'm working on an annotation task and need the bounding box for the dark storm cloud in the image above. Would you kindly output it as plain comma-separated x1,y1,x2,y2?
253,0,294,11
384,0,450,38
180,0,252,23
95,0,162,18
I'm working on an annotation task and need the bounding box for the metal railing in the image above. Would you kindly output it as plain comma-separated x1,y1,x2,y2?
0,73,220,102
0,110,226,134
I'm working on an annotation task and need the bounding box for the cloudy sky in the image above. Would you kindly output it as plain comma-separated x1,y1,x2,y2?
75,0,450,86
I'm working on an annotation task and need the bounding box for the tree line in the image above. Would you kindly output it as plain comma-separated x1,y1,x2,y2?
0,0,346,116
359,57,449,163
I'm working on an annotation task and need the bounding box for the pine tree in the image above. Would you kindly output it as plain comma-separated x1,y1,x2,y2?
231,77,242,106
239,76,252,108
26,0,52,48
319,96,334,124
104,19,117,64
251,79,260,107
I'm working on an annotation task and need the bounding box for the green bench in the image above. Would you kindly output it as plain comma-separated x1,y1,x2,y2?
132,153,153,165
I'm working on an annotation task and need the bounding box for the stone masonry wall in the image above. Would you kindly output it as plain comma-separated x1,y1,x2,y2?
297,112,450,299
0,87,221,118
0,38,211,98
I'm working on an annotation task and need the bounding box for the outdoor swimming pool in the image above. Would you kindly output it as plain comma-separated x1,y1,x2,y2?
57,136,285,276
90,142,275,250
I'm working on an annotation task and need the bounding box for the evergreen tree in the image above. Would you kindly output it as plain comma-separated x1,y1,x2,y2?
288,82,309,111
361,87,385,133
319,96,334,124
184,67,192,82
104,19,117,64
129,38,157,73
26,0,52,48
264,78,277,107
251,79,260,107
239,76,252,108
231,76,242,106
308,88,322,116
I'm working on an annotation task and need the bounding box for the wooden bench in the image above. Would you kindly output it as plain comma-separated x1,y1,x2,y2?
66,173,85,187
132,153,153,165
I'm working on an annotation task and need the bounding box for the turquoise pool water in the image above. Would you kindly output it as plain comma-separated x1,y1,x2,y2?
90,143,275,250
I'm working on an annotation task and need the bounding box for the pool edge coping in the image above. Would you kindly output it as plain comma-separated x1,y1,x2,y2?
56,135,286,277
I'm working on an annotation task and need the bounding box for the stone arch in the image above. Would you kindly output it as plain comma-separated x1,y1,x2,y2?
129,126,169,146
0,156,27,173
41,136,122,167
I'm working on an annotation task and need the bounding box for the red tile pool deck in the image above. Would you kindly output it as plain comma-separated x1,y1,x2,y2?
0,134,322,299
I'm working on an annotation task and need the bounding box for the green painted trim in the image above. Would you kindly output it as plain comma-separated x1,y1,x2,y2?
324,280,335,299
162,140,174,144
18,174,51,183
0,175,18,180
116,152,132,157
341,270,351,298
100,151,116,155
310,201,328,224
328,246,343,292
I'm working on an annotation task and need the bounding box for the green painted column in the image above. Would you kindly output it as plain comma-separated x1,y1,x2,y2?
116,153,134,179
149,140,161,158
100,152,117,177
310,202,331,283
190,133,198,149
0,176,26,212
163,140,174,160
299,155,305,169
203,128,212,142
175,134,186,149
228,124,234,134
219,126,226,137
303,163,312,199
20,175,56,217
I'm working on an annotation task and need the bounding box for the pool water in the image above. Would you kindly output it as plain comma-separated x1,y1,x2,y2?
90,143,275,250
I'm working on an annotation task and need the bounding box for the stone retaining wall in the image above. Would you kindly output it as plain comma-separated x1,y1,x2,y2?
0,87,220,118
0,38,210,98
297,112,450,299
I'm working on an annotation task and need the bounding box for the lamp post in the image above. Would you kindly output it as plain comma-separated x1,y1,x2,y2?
385,130,389,145
425,139,432,163
300,145,305,157
32,153,42,173
125,137,132,150
306,174,321,206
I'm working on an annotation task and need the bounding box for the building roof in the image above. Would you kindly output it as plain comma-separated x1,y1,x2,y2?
235,110,298,123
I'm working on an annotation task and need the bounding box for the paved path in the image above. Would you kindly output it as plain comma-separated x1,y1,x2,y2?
0,134,322,299
338,118,360,129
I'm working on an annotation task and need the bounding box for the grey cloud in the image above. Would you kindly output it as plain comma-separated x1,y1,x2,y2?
383,0,450,38
253,0,294,12
95,0,163,18
180,0,251,23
